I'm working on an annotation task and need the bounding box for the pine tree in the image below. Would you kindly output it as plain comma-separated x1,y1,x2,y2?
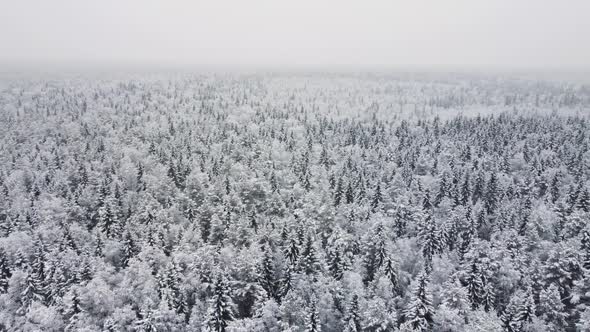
422,189,433,211
418,214,441,273
19,272,46,314
285,237,299,267
319,146,330,169
158,262,183,313
94,233,104,257
581,230,590,269
99,198,118,238
458,230,472,262
484,172,499,214
208,274,233,332
566,184,579,213
300,235,319,275
334,176,344,207
405,272,434,331
553,202,568,241
435,174,448,206
30,237,47,300
60,227,78,253
249,210,258,233
47,260,69,303
550,175,560,204
64,289,83,328
121,229,137,267
544,248,583,312
345,182,354,204
279,264,293,299
383,256,399,294
305,298,321,332
472,171,485,203
515,288,535,327
461,173,471,206
538,283,566,330
370,183,383,212
77,255,94,283
464,260,484,309
577,187,590,212
136,163,145,191
0,249,11,293
362,226,387,285
270,171,279,194
328,248,344,280
257,246,277,300
343,295,361,332
481,281,495,312
136,309,158,332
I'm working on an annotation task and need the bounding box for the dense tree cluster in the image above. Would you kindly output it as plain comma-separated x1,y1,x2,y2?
0,73,589,331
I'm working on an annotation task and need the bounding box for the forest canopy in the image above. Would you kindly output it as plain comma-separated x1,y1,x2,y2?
0,73,589,331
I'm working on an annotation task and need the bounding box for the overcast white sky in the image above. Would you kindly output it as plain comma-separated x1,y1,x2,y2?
1,0,589,70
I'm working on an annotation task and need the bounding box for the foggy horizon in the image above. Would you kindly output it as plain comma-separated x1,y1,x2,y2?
2,1,590,72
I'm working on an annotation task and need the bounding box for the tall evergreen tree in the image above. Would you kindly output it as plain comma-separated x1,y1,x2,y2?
257,246,277,300
383,256,399,295
370,183,383,212
405,272,434,331
305,298,321,332
581,230,590,269
0,249,11,293
418,214,441,273
285,237,300,267
343,295,361,332
208,274,233,332
463,260,484,309
300,235,320,275
328,248,344,280
121,229,137,267
484,172,499,214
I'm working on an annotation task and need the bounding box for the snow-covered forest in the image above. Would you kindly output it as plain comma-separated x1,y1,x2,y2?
0,73,590,331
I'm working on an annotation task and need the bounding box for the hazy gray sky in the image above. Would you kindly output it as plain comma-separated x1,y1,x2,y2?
1,0,589,69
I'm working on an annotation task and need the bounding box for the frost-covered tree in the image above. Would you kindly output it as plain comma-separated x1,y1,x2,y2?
404,272,434,331
208,274,234,332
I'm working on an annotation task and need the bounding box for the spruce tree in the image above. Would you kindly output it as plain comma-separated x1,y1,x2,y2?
121,229,137,267
461,174,471,206
405,272,434,331
270,171,279,194
279,264,293,299
550,175,560,203
539,283,566,330
581,230,590,269
484,172,499,214
208,274,233,332
285,237,300,267
418,214,441,273
515,288,535,327
0,249,11,293
370,183,383,212
328,248,344,280
305,298,321,332
577,187,590,212
19,272,46,314
257,246,277,300
383,256,399,294
362,226,387,285
334,176,344,207
345,182,354,204
464,260,484,309
343,295,361,332
300,235,319,275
